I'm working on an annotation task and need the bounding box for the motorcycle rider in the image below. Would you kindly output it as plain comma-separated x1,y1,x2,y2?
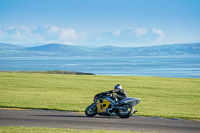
106,84,127,105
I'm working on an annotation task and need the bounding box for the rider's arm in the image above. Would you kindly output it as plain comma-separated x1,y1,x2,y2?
103,89,119,94
112,88,120,93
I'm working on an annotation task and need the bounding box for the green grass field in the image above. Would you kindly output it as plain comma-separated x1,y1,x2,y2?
0,72,199,120
0,126,156,133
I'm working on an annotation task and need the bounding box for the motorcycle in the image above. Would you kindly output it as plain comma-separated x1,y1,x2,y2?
85,91,141,118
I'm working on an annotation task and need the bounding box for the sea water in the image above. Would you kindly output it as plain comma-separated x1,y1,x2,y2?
0,56,200,78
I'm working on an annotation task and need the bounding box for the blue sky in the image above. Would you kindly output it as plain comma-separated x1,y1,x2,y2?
0,0,200,47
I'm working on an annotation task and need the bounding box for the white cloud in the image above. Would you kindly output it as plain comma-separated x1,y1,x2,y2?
0,25,167,47
42,25,50,29
60,28,78,40
135,28,147,35
16,31,21,36
40,26,79,40
20,26,32,33
49,26,60,33
11,30,26,40
0,26,81,46
152,27,165,40
112,30,121,36
5,26,15,30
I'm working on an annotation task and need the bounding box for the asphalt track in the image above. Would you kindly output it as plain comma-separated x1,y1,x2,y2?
0,108,200,133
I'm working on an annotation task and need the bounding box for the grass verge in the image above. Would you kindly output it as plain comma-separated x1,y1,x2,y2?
0,72,199,120
0,126,157,133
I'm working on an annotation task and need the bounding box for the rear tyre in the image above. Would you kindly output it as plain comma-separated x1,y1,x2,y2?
118,104,134,118
85,103,97,117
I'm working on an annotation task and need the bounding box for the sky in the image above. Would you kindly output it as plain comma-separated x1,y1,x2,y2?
0,0,200,47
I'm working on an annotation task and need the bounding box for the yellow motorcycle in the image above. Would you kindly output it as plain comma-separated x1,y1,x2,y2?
85,91,141,118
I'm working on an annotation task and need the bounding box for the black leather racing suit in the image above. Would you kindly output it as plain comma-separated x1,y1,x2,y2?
107,89,127,102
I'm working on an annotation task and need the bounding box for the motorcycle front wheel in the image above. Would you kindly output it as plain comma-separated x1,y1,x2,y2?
118,104,134,118
85,103,97,117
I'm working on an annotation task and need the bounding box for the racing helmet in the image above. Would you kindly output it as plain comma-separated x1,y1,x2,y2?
114,84,122,91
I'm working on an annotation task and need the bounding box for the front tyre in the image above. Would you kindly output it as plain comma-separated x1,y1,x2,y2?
85,103,97,117
118,104,134,118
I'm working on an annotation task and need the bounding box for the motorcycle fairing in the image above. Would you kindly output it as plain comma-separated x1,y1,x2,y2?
96,98,111,113
120,97,141,106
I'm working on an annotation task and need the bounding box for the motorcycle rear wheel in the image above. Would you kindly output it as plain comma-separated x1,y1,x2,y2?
118,104,134,118
85,103,97,117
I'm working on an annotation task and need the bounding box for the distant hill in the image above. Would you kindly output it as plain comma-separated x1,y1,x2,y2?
23,43,88,56
25,44,78,52
0,43,200,57
0,43,24,50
